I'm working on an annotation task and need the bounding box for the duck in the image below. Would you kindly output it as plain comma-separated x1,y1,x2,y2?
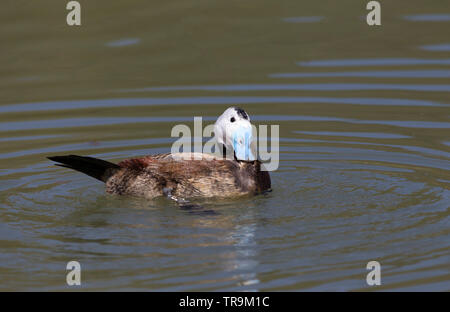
47,107,271,200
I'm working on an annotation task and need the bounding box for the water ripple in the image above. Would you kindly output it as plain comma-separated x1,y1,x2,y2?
295,131,411,139
403,14,450,22
117,84,450,92
420,44,450,51
270,70,450,78
282,16,324,23
1,115,449,133
106,38,141,47
297,58,450,67
0,96,445,113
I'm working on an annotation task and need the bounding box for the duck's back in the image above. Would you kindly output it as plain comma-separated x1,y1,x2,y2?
106,153,271,199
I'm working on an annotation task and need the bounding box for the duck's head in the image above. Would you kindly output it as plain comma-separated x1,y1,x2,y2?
214,107,256,161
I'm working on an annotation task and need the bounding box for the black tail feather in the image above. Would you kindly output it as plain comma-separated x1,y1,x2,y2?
47,155,120,182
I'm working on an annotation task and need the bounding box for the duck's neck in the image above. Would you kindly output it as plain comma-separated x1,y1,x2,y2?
221,144,239,161
223,145,257,163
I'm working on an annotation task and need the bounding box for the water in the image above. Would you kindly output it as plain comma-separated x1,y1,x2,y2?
0,1,449,291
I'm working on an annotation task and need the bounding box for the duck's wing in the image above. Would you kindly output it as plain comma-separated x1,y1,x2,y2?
114,153,206,197
170,152,220,160
117,152,220,169
117,153,172,170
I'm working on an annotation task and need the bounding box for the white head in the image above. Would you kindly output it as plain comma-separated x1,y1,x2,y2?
214,107,256,161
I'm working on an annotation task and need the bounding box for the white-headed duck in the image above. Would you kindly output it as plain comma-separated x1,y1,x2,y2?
48,107,271,199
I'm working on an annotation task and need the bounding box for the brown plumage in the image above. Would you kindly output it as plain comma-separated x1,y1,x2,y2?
47,153,271,199
48,107,272,200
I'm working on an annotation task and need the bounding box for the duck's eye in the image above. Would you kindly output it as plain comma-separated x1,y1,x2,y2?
230,117,236,123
